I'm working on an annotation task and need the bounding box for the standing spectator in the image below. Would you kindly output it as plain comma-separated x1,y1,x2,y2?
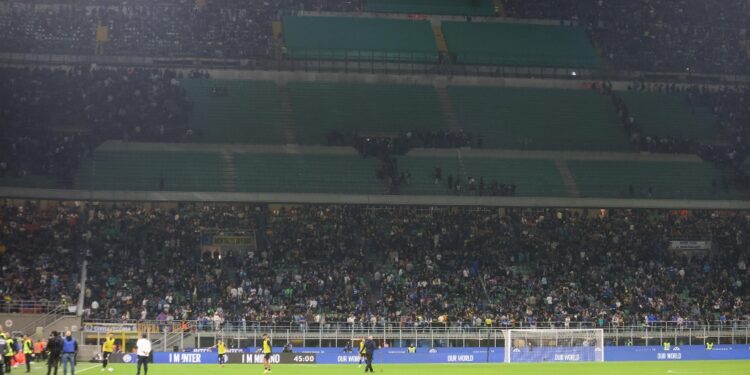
364,335,376,373
135,334,151,375
60,332,76,375
46,332,62,375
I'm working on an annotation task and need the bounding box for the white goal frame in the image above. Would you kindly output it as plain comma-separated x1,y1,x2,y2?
504,329,604,363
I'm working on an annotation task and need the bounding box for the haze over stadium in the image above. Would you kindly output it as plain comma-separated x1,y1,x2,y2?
0,0,749,374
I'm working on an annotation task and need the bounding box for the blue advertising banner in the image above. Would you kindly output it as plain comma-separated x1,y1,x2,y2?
149,345,750,365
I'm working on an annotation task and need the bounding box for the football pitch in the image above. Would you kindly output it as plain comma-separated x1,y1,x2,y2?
65,361,750,375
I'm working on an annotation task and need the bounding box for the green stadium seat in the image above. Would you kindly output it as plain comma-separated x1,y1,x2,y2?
234,154,383,194
448,86,632,151
182,79,284,144
288,82,446,144
0,175,58,189
568,160,733,199
617,91,717,140
77,151,224,192
366,0,496,16
442,21,599,68
397,155,567,196
282,16,438,62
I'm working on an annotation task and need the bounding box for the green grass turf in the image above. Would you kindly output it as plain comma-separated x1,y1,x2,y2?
93,361,750,375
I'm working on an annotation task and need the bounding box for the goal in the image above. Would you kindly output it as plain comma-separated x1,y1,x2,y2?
504,329,604,363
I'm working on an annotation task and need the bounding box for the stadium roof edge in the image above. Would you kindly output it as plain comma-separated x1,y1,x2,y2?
0,187,747,210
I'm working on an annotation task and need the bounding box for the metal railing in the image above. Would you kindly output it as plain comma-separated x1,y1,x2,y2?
0,300,67,314
1,50,748,85
77,320,750,351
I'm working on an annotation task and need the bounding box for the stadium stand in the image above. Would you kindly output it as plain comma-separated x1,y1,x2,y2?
567,160,734,200
282,16,439,62
397,155,566,197
288,82,446,144
502,0,750,74
182,79,285,144
617,91,718,141
448,86,631,151
234,154,383,194
366,0,496,16
442,21,599,68
3,201,748,327
76,150,224,192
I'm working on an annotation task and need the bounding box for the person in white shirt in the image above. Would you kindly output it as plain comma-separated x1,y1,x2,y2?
135,334,152,375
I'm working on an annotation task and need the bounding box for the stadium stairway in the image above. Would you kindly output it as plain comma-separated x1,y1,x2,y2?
492,0,506,16
431,24,449,53
220,151,238,192
554,159,581,197
434,83,462,130
276,81,299,144
272,21,284,60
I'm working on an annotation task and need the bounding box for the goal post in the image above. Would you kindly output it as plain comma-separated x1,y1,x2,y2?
504,329,604,363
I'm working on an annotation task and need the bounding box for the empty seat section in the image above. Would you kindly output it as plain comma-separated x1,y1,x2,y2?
442,21,599,68
396,156,461,195
448,86,631,151
366,0,496,16
182,79,284,144
617,91,717,140
462,158,567,197
0,175,57,189
77,151,223,191
234,154,382,194
397,155,566,196
289,82,446,144
282,16,438,62
568,160,731,199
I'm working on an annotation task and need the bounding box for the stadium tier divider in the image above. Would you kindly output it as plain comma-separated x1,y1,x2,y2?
366,0,496,16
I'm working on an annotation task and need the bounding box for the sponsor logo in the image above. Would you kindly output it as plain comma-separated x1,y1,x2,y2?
447,355,474,362
554,354,581,362
657,353,682,360
122,354,133,364
168,353,204,363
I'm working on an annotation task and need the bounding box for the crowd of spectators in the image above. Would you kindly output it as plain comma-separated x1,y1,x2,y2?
2,201,748,328
502,0,750,74
1,1,748,75
598,81,750,189
0,66,194,183
0,0,360,59
0,201,83,305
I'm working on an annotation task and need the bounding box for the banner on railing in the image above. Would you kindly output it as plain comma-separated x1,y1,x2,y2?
669,241,711,251
136,346,750,364
141,352,317,364
82,323,138,332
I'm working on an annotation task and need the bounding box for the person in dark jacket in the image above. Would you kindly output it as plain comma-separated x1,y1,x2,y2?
46,332,62,375
364,336,377,373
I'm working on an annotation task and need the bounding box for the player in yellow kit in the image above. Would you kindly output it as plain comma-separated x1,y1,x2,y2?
358,337,366,368
101,334,115,372
261,334,272,374
214,340,227,368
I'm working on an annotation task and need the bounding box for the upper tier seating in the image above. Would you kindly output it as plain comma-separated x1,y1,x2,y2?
442,21,599,68
282,16,439,62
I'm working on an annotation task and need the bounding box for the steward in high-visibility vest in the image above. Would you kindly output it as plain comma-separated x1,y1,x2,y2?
3,333,14,373
23,336,33,373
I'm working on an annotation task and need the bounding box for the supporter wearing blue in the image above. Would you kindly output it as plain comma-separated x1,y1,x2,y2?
60,332,77,375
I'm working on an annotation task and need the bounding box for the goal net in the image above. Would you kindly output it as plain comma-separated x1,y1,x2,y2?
504,329,604,363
